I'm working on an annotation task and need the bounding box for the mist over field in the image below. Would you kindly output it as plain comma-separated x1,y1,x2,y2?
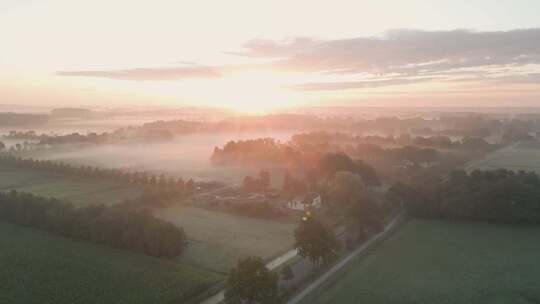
0,118,161,135
26,131,294,182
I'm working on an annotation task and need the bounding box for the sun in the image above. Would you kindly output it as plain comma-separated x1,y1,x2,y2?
203,71,302,114
222,99,287,114
80,69,304,112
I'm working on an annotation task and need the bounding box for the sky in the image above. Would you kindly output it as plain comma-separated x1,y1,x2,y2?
1,0,540,112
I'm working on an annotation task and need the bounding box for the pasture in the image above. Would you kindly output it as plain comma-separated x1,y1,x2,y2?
0,221,223,304
0,163,142,206
155,205,295,273
302,219,540,304
465,142,540,173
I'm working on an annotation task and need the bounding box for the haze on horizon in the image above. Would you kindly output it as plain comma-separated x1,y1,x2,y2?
1,0,540,112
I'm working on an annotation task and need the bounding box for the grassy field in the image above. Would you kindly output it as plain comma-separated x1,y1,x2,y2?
465,142,540,173
0,163,142,206
0,221,223,304
302,219,540,304
155,205,295,273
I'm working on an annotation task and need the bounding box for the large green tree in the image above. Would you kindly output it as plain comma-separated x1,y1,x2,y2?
329,171,365,207
319,153,379,187
280,265,294,284
294,216,340,267
319,153,357,178
282,171,307,196
346,197,383,244
224,256,279,304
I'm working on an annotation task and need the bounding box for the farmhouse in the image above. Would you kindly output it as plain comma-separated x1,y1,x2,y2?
286,193,322,211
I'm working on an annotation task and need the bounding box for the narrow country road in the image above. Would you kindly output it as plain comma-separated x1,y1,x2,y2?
200,212,403,304
287,212,404,304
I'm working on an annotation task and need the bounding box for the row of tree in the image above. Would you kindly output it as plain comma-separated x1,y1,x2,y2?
411,135,498,151
388,169,540,224
38,132,110,145
2,127,175,148
0,190,186,258
0,112,49,126
0,154,196,195
211,138,299,166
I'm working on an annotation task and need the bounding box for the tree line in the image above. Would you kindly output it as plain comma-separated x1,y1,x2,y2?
388,169,540,225
0,190,186,258
0,154,219,207
0,154,196,194
2,128,174,147
0,112,49,126
291,131,500,152
210,134,499,186
211,138,298,165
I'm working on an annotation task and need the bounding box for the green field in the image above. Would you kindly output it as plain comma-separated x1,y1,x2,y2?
465,142,540,173
302,219,540,304
0,163,142,206
155,205,295,273
0,146,295,301
0,221,223,304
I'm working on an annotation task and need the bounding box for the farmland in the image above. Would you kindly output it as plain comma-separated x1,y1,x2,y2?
302,219,540,304
0,144,296,294
0,163,142,206
155,205,295,273
465,142,540,173
0,152,295,302
0,221,223,304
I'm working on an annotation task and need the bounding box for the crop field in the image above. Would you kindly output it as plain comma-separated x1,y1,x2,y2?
155,205,295,273
0,163,142,206
465,142,540,173
302,219,540,304
0,221,223,304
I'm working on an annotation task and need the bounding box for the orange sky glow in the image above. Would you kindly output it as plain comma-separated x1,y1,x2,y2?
1,0,540,112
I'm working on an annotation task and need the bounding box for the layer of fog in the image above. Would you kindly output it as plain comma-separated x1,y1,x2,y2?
0,118,157,136
29,132,294,183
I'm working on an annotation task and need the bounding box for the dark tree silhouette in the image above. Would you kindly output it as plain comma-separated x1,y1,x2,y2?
259,170,271,192
294,216,340,267
0,190,187,258
395,169,540,224
280,265,294,284
282,171,308,196
243,170,272,193
346,197,383,243
224,256,279,304
319,153,357,178
318,153,380,187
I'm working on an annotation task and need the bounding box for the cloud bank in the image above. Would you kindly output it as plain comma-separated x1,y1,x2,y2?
235,28,540,90
57,29,540,90
57,65,221,81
